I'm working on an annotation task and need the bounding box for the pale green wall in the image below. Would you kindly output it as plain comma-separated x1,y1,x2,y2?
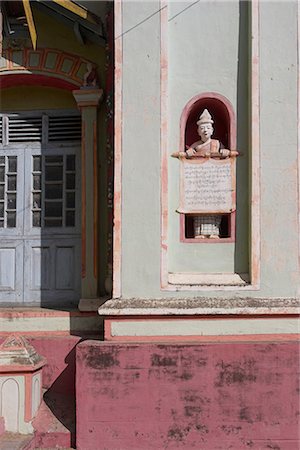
259,1,298,297
168,1,249,274
120,1,299,299
122,1,162,297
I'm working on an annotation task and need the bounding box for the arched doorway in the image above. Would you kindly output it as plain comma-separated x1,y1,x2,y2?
0,82,82,306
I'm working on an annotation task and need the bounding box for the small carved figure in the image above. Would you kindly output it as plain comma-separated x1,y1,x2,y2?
185,109,230,159
186,109,229,239
83,62,99,88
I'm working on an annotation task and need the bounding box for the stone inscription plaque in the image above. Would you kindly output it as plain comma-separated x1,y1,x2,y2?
178,158,235,213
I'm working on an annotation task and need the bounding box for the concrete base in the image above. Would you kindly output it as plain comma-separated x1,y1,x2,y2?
76,340,299,450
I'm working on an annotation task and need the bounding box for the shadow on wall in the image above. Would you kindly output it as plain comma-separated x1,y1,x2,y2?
235,0,250,274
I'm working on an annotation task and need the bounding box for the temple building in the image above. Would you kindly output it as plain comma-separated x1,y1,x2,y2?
0,1,299,449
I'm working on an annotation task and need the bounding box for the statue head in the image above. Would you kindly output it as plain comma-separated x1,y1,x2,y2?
197,109,214,142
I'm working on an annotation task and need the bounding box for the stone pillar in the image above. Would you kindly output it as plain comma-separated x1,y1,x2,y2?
0,335,46,434
73,89,103,309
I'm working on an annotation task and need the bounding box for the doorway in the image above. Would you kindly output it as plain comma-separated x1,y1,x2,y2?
0,111,81,305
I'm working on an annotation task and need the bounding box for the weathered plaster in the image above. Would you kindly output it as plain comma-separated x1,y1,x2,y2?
76,341,300,450
99,297,300,316
115,0,299,300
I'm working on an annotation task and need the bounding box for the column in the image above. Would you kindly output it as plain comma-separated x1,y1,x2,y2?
73,89,103,310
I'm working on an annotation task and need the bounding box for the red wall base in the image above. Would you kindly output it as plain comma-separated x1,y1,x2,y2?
76,340,299,450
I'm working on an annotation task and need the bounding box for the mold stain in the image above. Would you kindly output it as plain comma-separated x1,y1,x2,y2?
239,406,263,424
151,354,177,367
86,348,120,369
195,424,209,434
215,359,257,387
195,357,208,367
221,425,242,436
178,370,193,381
266,444,281,450
184,405,202,417
181,390,211,405
167,426,186,441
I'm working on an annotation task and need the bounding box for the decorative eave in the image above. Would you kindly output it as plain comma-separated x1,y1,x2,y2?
33,0,106,47
1,0,106,54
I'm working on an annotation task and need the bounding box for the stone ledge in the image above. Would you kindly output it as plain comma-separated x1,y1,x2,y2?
98,297,300,316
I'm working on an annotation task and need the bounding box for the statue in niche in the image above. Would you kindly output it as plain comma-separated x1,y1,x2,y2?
186,109,230,159
172,106,239,241
83,62,99,88
186,109,229,238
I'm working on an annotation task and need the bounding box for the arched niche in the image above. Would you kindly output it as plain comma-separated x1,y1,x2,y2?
1,378,20,432
179,93,237,243
180,92,236,151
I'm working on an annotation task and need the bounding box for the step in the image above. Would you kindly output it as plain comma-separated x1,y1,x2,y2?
32,391,75,449
0,433,34,450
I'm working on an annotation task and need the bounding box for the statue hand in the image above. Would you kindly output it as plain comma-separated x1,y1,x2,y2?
186,148,196,157
220,149,230,158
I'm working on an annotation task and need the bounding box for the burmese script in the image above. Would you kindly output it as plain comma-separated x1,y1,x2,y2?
179,159,234,213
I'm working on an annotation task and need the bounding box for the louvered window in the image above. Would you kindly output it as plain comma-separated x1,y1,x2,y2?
8,116,43,143
0,113,81,145
48,116,81,142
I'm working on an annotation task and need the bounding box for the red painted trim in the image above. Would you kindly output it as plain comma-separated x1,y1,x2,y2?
160,1,169,289
0,73,79,91
24,373,32,422
104,319,112,341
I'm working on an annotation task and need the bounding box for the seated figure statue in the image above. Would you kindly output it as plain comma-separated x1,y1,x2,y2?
186,109,230,159
186,109,229,239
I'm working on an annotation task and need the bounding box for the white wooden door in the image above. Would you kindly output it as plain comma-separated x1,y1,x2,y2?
0,112,81,305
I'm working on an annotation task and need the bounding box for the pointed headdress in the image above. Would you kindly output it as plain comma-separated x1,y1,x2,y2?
197,109,214,125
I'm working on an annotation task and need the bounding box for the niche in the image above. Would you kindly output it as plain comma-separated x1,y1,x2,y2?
176,93,237,243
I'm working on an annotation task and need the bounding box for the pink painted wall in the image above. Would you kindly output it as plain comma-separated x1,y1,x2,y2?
30,336,81,394
76,341,299,450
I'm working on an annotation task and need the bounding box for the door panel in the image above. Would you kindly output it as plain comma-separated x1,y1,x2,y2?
0,143,80,305
30,246,52,291
0,240,23,302
55,246,75,290
23,237,81,303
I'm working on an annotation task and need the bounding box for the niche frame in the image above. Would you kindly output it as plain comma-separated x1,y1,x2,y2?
179,92,237,244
